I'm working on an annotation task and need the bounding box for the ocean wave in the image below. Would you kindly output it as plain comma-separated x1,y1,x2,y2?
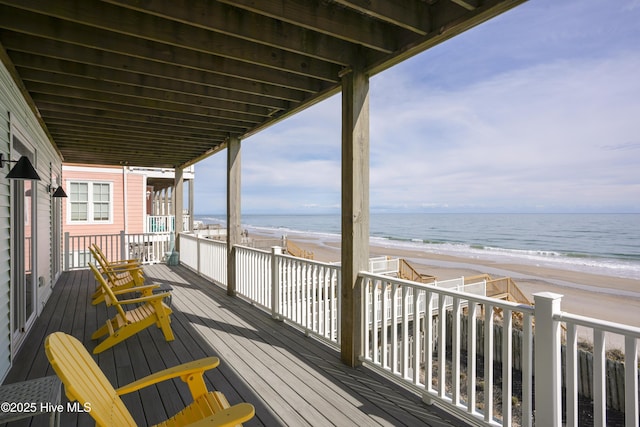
371,236,640,280
196,214,640,280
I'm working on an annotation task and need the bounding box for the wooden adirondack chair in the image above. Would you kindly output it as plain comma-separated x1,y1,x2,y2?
45,332,255,427
89,260,166,305
89,263,174,354
90,245,145,280
90,246,146,305
91,243,141,268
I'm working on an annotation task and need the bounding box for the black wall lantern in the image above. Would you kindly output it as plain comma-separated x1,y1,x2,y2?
0,153,41,180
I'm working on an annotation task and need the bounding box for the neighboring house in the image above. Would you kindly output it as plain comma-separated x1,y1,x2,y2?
61,164,194,269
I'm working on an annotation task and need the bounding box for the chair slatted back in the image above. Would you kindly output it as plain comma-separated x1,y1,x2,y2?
89,263,128,321
89,246,121,283
45,332,136,427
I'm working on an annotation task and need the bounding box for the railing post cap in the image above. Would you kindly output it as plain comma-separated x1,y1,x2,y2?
271,246,283,254
533,291,563,301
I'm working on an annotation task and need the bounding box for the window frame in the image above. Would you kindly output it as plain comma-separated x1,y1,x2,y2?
66,180,114,225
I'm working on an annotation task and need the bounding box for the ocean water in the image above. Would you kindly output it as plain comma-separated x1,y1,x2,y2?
195,213,640,280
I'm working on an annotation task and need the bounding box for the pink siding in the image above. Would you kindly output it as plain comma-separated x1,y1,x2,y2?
62,166,146,237
126,174,144,233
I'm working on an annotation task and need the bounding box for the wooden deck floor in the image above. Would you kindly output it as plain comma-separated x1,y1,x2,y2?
1,264,463,427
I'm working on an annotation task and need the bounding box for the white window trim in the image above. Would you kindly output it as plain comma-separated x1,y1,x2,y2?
65,180,114,225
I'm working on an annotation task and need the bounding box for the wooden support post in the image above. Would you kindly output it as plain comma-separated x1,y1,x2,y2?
227,136,241,296
340,63,370,367
188,178,194,231
174,166,184,251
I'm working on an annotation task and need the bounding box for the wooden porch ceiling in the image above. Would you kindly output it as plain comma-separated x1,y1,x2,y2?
0,0,525,168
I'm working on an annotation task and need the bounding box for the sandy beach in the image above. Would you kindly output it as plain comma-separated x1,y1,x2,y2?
275,232,640,350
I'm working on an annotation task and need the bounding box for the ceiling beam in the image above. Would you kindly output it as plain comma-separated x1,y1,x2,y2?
216,0,401,53
12,55,292,111
2,33,308,102
0,9,333,92
26,81,267,124
31,94,256,132
34,102,248,133
103,0,359,65
332,0,431,35
42,119,224,142
19,68,275,118
0,0,343,81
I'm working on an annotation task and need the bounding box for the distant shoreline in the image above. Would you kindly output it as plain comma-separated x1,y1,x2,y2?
196,213,640,280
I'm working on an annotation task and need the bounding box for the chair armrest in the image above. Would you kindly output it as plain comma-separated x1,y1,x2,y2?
105,264,143,273
111,284,160,296
114,292,171,305
103,259,142,267
105,258,140,265
186,403,255,427
116,357,220,396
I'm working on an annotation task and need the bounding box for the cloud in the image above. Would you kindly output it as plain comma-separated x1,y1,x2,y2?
194,0,640,214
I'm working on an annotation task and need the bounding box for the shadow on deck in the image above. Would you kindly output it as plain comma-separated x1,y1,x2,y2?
2,264,463,427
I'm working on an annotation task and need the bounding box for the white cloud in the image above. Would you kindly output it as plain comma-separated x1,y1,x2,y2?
194,0,640,214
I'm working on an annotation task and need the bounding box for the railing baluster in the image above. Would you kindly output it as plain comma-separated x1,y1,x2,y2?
412,288,421,386
438,291,447,399
502,308,512,426
452,296,461,406
326,267,332,338
363,278,371,360
566,323,578,427
373,279,380,365
521,312,533,427
402,286,410,379
467,301,477,415
391,282,399,374
484,303,494,423
593,329,606,427
424,289,434,397
624,335,639,427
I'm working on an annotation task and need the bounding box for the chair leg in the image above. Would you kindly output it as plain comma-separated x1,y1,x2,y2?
93,318,155,354
91,293,105,305
159,318,175,342
153,302,175,342
91,321,112,340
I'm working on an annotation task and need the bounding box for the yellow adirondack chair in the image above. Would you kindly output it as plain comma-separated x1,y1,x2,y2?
90,246,146,305
45,332,255,427
89,259,165,306
90,245,145,280
91,243,141,268
89,263,174,354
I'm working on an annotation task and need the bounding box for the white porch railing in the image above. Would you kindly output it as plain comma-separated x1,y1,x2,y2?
180,233,227,284
553,305,640,427
175,235,640,427
369,256,400,275
63,231,172,269
273,249,341,345
180,237,343,346
146,215,191,233
361,272,534,426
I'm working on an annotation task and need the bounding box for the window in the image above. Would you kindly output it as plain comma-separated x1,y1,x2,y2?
68,181,112,223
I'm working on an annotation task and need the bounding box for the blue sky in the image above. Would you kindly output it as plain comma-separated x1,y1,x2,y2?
194,0,640,215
